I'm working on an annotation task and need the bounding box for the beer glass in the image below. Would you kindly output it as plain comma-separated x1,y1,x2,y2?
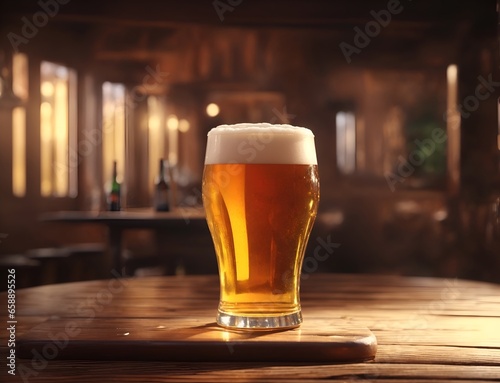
202,123,320,330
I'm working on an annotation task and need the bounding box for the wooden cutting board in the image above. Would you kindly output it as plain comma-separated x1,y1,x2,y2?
17,316,377,363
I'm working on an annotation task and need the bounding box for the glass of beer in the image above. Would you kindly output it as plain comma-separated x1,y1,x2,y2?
202,123,320,330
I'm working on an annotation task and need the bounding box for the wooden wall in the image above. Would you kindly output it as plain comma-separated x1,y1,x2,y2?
0,1,499,282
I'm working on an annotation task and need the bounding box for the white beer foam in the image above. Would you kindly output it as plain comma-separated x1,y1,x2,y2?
205,123,317,165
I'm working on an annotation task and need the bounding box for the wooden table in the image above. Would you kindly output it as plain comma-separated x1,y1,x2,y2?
39,208,208,274
1,273,500,382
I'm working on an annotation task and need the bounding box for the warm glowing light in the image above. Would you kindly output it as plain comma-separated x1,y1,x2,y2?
178,118,190,133
168,124,178,166
40,61,77,197
447,64,458,84
12,53,28,100
114,103,125,184
447,64,458,119
336,111,356,174
446,63,460,196
40,101,53,196
149,115,160,131
206,103,220,117
102,82,126,189
147,96,166,193
41,81,54,97
222,331,232,342
12,107,26,197
433,209,448,222
166,114,179,167
12,54,28,197
54,80,69,196
40,102,52,131
167,115,179,131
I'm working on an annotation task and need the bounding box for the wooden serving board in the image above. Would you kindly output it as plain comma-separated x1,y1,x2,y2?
17,316,377,363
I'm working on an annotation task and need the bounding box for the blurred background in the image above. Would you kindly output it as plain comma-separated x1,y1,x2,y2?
1,0,500,289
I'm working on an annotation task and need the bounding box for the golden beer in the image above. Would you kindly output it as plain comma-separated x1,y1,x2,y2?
202,123,319,329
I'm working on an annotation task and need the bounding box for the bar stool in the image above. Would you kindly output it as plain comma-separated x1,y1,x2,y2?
63,243,106,281
25,247,71,285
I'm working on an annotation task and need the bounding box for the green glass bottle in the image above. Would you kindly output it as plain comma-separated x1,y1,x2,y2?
154,159,170,212
108,160,121,211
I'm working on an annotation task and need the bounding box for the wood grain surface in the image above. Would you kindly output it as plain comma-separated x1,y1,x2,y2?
1,273,499,382
17,318,377,362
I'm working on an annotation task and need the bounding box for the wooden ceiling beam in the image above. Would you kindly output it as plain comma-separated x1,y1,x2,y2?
1,0,488,30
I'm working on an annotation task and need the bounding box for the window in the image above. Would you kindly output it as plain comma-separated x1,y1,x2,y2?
147,96,166,193
102,82,126,189
12,53,28,197
336,111,356,175
147,96,190,195
166,114,179,167
40,61,77,197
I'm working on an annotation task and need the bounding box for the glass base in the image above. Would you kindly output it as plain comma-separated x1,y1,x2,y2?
216,310,302,330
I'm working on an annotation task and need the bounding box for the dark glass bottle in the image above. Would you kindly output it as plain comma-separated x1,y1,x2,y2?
154,159,170,212
108,160,121,211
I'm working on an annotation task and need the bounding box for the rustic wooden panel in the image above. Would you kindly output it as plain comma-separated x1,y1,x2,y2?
17,318,376,362
1,274,500,382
